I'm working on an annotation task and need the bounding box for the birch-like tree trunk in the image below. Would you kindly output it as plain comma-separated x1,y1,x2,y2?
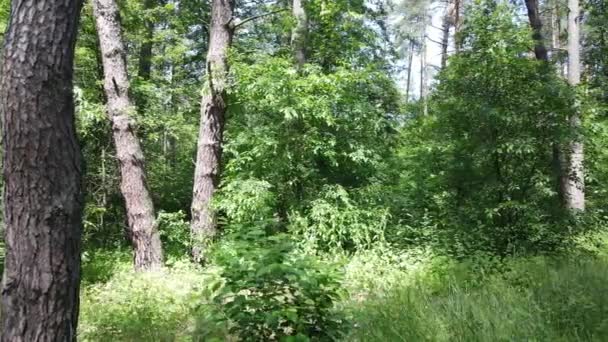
406,40,415,102
0,0,84,339
191,0,235,262
93,0,164,269
292,0,308,66
565,0,585,210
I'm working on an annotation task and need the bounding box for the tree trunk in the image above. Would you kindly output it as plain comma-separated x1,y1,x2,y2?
138,0,155,81
292,0,308,66
440,7,450,69
0,0,84,340
524,0,566,205
93,0,164,269
524,0,549,61
191,0,235,262
420,22,428,116
565,0,585,211
454,0,461,52
405,40,415,102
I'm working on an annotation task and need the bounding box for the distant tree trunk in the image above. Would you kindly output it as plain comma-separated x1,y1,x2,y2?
524,0,566,204
292,0,308,66
138,0,155,81
93,0,164,269
0,0,84,340
406,40,415,102
524,0,549,61
191,0,235,262
440,7,450,69
565,0,585,211
420,23,428,116
454,0,462,52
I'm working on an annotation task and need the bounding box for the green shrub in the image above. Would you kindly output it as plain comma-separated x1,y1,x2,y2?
211,229,347,341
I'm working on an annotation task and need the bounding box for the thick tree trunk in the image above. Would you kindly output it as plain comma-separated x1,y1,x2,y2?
292,0,308,66
191,0,235,262
0,0,84,340
565,0,585,211
93,0,164,269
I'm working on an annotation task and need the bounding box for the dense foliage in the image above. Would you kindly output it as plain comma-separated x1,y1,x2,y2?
1,0,608,340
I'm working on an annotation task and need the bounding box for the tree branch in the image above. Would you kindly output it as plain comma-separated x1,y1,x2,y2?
231,8,288,30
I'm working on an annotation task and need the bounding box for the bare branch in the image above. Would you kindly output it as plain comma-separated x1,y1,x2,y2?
231,8,288,30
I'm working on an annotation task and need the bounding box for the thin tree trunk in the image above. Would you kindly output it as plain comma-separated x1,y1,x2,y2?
138,0,155,80
565,0,585,210
406,40,414,102
292,0,308,66
441,7,450,69
454,0,461,52
191,0,235,262
93,0,164,269
524,0,566,204
524,0,549,61
0,0,84,339
420,24,428,116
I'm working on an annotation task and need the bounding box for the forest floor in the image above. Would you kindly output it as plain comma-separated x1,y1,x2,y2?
78,232,608,341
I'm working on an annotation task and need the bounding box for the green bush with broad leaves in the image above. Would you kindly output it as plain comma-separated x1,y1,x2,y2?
210,228,347,341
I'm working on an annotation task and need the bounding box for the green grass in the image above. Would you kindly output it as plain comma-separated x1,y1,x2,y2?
78,245,608,341
346,256,608,342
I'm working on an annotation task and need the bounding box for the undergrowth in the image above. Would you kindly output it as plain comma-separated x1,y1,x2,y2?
79,238,608,341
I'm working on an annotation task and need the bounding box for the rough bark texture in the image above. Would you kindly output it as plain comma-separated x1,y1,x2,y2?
0,0,84,340
93,0,164,269
565,0,585,211
191,0,235,262
291,0,308,66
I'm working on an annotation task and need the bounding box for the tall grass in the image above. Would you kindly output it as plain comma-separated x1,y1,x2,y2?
347,256,608,341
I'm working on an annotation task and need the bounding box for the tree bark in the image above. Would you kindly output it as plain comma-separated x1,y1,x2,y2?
524,0,549,61
191,0,235,262
565,0,585,211
292,0,308,66
0,0,84,340
93,0,164,269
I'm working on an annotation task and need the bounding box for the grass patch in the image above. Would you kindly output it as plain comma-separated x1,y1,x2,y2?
346,255,608,341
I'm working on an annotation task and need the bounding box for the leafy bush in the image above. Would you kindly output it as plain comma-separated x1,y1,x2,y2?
157,210,191,257
289,185,389,252
211,229,347,341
